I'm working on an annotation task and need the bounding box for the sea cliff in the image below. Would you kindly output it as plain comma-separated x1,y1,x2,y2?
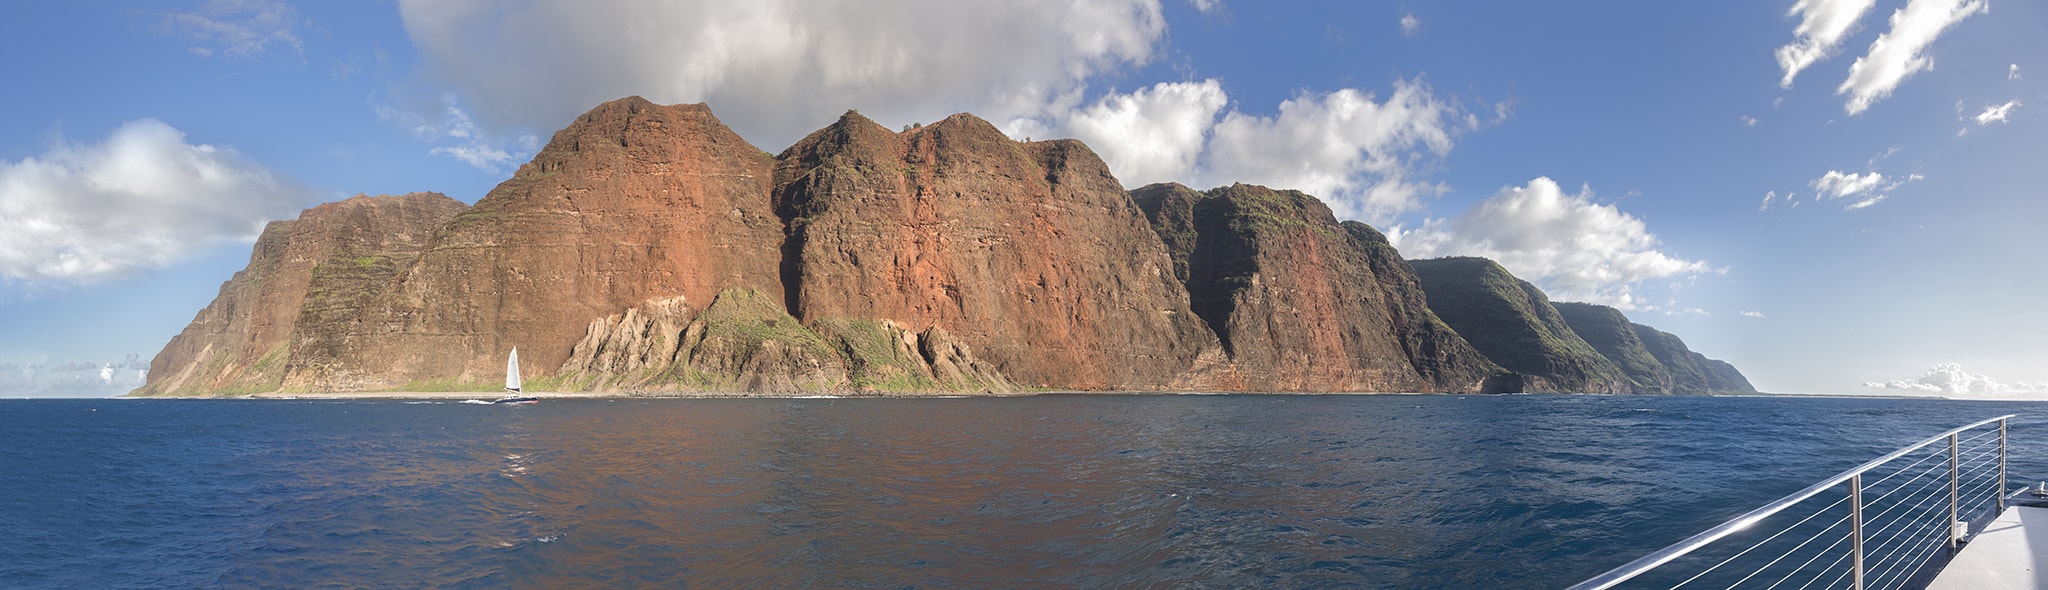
137,98,1753,396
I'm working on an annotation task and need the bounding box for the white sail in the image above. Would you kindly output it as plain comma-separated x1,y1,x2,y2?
505,347,522,392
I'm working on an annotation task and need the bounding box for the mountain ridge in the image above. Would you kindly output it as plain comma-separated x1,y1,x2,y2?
136,98,1753,396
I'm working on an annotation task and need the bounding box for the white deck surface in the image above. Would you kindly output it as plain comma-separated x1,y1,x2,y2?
1928,506,2048,590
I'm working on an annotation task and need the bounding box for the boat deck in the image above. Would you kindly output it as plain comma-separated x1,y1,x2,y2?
1928,506,2048,589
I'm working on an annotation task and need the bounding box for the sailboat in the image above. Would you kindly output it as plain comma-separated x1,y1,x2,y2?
493,347,538,404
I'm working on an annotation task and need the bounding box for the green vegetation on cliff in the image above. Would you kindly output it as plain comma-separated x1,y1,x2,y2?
1408,257,1629,393
1553,302,1674,394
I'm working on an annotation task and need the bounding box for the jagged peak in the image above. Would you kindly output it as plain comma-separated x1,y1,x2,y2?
777,108,899,163
920,111,1012,144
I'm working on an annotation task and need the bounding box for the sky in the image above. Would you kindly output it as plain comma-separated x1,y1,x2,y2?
1,0,2043,397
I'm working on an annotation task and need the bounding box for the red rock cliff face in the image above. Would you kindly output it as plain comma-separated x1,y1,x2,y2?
773,112,1222,390
138,193,468,395
1131,182,1500,392
295,97,788,390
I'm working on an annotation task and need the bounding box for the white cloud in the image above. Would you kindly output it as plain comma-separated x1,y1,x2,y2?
1740,115,1759,127
1187,0,1221,14
1760,190,1778,211
1197,79,1468,222
378,95,539,172
1972,99,2022,125
0,120,307,284
1739,310,1766,318
1837,0,1988,115
2012,64,2023,81
160,0,304,59
1050,80,1228,186
394,1,1480,218
1401,13,1421,37
1386,177,1713,309
1811,170,1885,199
1024,77,1473,223
395,0,1167,153
1864,363,2047,397
1775,0,1878,88
1845,194,1887,209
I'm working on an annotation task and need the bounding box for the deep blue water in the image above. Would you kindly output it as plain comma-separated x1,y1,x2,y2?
3,394,2045,589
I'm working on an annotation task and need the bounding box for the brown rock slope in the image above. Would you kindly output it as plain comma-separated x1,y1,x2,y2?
290,97,790,390
772,111,1222,390
1129,182,1502,392
1407,257,1632,393
137,193,469,395
551,289,1013,394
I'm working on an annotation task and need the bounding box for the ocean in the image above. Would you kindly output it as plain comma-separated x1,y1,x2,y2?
3,394,2043,588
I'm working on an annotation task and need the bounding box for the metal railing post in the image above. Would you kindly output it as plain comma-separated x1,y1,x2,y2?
1852,472,1865,590
1951,432,1961,550
2000,418,2009,514
1563,415,2015,590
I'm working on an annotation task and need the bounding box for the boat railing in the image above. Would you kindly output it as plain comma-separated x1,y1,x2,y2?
1569,414,2017,590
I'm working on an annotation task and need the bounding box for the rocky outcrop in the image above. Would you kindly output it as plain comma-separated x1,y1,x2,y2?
1553,302,1675,394
1408,257,1631,393
772,111,1221,390
553,290,1013,394
137,193,469,395
1130,182,1502,392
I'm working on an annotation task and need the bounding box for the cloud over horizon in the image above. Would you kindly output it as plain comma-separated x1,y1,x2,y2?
1864,363,2047,397
1386,177,1712,309
0,120,307,286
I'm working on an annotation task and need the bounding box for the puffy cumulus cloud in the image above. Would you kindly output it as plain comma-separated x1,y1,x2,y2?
159,0,305,59
1863,363,2048,397
1047,80,1228,187
1812,170,1884,199
1385,177,1712,309
2012,64,2023,81
0,120,306,284
395,0,1166,153
1401,13,1421,37
1838,0,1988,115
1021,77,1474,222
1972,99,2022,125
1198,79,1467,222
1775,0,1878,88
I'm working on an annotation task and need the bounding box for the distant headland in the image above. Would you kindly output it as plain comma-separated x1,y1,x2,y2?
132,97,1752,397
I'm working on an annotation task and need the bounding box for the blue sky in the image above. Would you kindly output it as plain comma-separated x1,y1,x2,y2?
1,0,2042,396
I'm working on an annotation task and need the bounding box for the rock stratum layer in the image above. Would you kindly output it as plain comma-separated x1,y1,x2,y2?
139,98,1753,396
